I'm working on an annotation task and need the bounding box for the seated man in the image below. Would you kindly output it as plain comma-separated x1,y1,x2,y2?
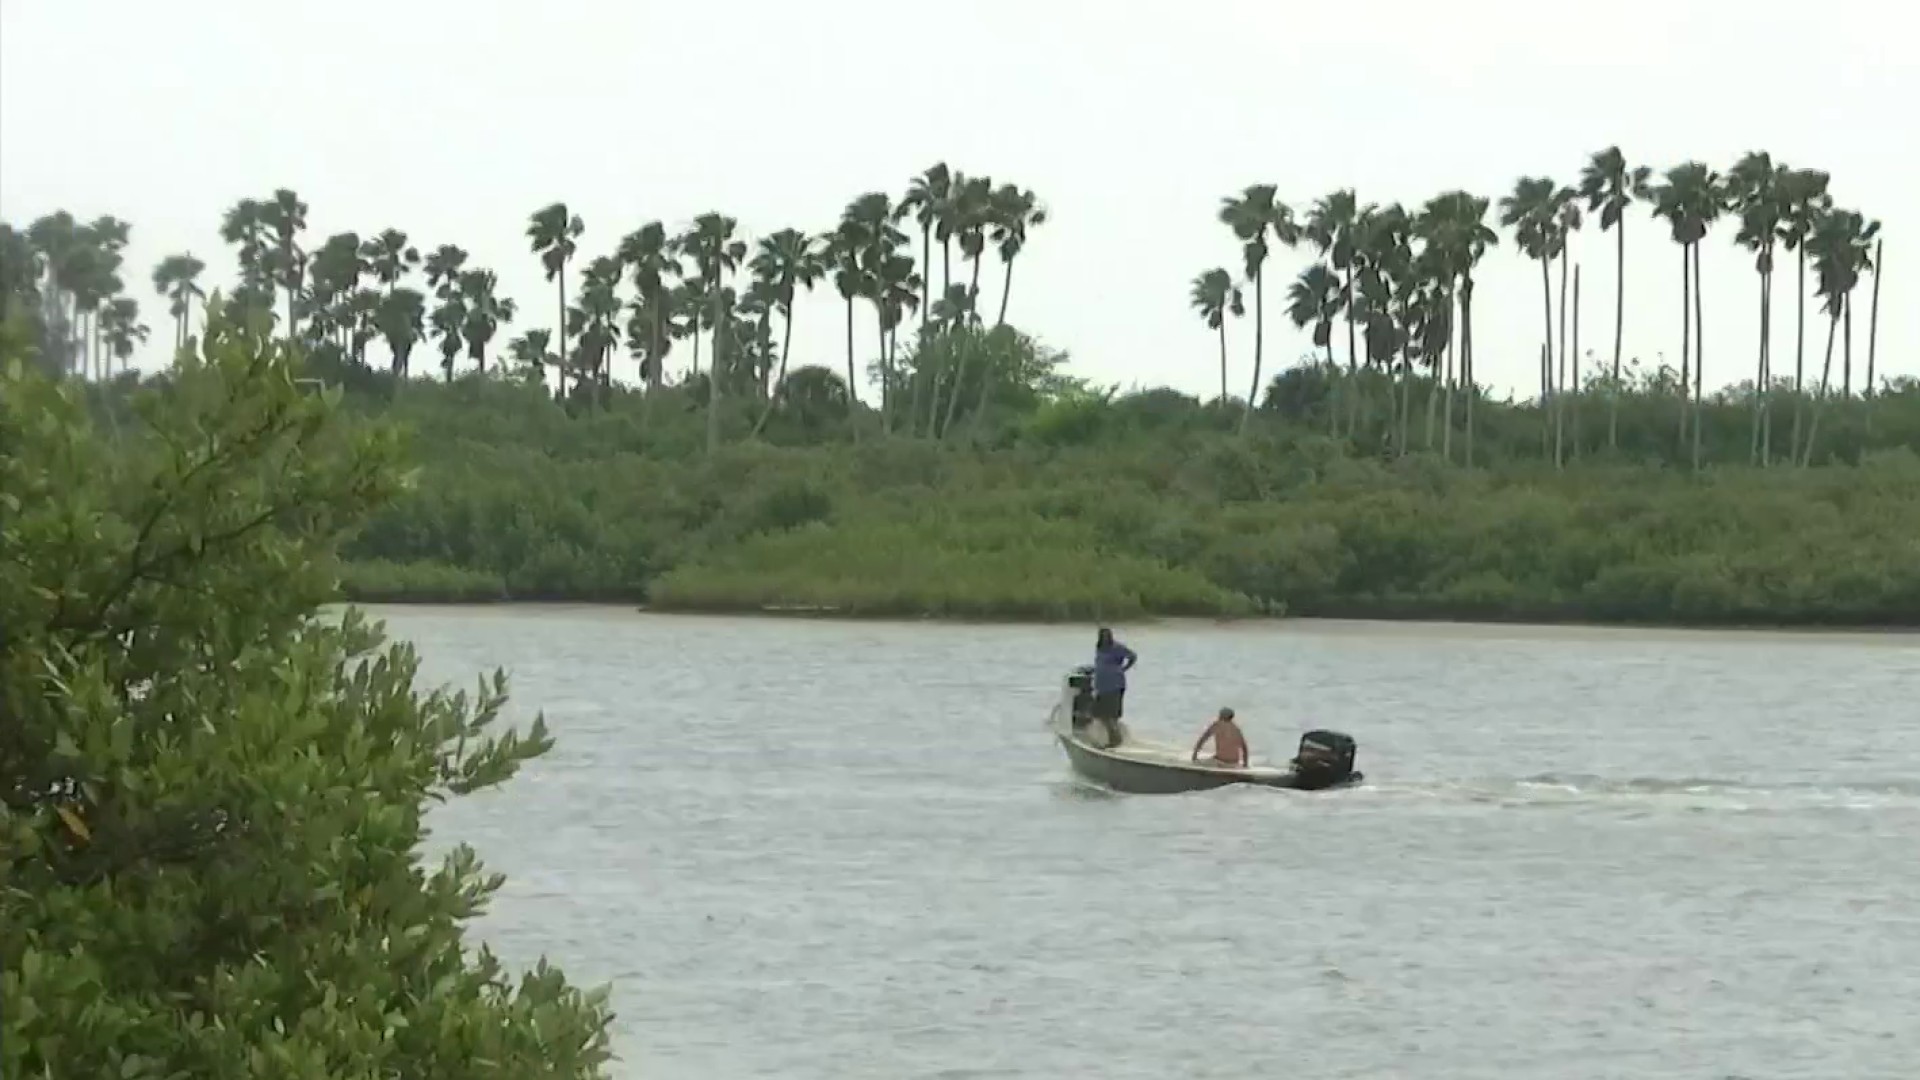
1190,707,1249,768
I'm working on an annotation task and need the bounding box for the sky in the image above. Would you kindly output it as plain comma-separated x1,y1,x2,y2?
1,0,1911,403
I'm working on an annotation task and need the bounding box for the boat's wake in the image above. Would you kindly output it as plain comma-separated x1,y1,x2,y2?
1353,772,1920,813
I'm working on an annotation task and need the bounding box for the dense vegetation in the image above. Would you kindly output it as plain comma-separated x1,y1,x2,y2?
4,147,1910,625
1,310,614,1077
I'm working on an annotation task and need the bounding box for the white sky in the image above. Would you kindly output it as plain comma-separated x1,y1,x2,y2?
1,0,1910,403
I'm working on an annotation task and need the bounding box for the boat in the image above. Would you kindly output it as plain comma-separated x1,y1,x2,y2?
1047,666,1364,795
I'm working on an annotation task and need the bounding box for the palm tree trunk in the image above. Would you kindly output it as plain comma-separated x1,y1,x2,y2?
1556,252,1568,467
996,256,1015,326
1462,277,1476,468
750,308,796,439
1841,291,1854,445
1217,320,1229,405
1750,262,1769,465
876,313,892,435
1571,264,1582,460
1865,239,1883,410
1801,311,1840,467
1441,284,1456,463
1343,268,1360,437
1609,212,1625,451
1691,242,1705,470
919,226,931,329
1539,257,1554,463
705,280,725,455
1789,247,1807,464
1676,244,1690,456
1241,266,1265,435
940,333,971,439
844,296,859,440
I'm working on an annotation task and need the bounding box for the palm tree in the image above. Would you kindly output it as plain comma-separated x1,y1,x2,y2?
505,328,555,386
260,189,308,338
951,176,995,325
1192,268,1247,405
457,269,516,372
1726,152,1784,464
1305,190,1362,385
429,290,466,382
362,229,420,292
1499,178,1563,456
896,163,953,328
374,287,427,377
1578,147,1653,453
675,212,746,454
526,203,585,395
987,183,1046,326
568,255,624,399
1219,184,1301,433
150,253,207,352
1801,208,1879,465
301,233,365,359
424,244,469,300
616,221,680,412
96,296,148,377
1283,264,1341,434
1649,162,1724,467
218,199,276,327
748,228,827,438
1551,190,1583,459
1775,168,1832,462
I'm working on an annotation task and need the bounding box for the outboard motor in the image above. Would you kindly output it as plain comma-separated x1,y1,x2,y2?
1290,729,1359,790
1065,666,1096,726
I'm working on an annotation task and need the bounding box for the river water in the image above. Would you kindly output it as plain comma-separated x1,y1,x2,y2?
369,605,1920,1080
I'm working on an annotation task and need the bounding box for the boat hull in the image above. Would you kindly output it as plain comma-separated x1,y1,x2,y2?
1054,732,1363,795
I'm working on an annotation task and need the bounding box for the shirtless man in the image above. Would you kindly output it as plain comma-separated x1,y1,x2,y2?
1190,707,1249,768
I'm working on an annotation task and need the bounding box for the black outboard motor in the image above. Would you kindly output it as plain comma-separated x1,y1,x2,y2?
1290,729,1359,790
1066,666,1096,727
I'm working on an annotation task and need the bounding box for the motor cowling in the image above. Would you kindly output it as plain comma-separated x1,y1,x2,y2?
1291,729,1358,789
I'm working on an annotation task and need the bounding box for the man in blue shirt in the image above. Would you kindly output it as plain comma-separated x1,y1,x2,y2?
1089,627,1137,747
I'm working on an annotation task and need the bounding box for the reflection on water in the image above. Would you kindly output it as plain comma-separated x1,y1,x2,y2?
364,606,1920,1080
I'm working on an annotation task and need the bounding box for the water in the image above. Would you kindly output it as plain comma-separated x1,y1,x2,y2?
368,605,1920,1080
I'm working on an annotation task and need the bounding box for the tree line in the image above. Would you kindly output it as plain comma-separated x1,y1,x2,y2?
0,149,1891,471
1199,147,1887,470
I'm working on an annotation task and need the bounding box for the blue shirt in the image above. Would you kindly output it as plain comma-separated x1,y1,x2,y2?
1092,641,1137,693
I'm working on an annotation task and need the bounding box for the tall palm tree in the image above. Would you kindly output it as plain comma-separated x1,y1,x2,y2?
1219,184,1301,433
1726,152,1784,464
569,255,624,398
424,244,469,300
361,229,420,292
526,203,585,396
96,296,148,377
505,328,555,386
1305,190,1362,384
218,198,276,327
150,253,207,352
1283,264,1342,433
820,224,865,430
987,183,1046,326
1775,167,1831,463
1550,190,1583,458
675,212,746,454
1800,208,1879,465
429,290,466,382
457,269,516,372
896,163,953,328
374,287,427,377
1650,162,1724,467
1498,177,1560,456
748,228,827,438
259,189,308,338
1192,267,1247,405
1578,147,1653,452
616,221,679,412
302,233,365,358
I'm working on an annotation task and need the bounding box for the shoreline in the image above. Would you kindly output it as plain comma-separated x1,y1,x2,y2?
331,596,1920,640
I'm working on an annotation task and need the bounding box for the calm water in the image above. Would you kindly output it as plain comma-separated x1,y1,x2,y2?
367,605,1920,1080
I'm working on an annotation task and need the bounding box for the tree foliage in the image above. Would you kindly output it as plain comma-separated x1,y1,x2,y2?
0,302,614,1078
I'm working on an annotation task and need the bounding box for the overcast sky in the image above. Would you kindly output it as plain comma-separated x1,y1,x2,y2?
1,0,1909,402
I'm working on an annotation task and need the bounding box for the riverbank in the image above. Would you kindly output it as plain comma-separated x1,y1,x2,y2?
333,587,1920,636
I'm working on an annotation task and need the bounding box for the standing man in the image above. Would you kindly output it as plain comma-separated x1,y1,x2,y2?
1089,627,1137,747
